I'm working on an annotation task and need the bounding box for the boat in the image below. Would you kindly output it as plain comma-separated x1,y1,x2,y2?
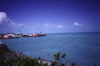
38,33,46,36
22,32,46,37
23,33,38,37
38,31,46,36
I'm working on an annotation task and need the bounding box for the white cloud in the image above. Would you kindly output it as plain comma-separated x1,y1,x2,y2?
0,12,7,24
0,12,28,33
73,22,83,26
44,23,64,28
11,22,16,25
0,12,16,26
44,23,49,26
74,22,80,25
56,25,63,28
44,23,56,28
18,23,24,26
0,12,25,27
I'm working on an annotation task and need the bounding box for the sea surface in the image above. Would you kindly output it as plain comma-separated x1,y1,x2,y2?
0,32,100,66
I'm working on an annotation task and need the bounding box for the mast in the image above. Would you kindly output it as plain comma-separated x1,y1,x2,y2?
19,30,22,37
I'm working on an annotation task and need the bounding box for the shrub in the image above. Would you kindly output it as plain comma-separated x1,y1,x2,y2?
50,51,69,66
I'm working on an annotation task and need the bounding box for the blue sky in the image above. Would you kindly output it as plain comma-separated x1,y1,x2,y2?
0,0,100,33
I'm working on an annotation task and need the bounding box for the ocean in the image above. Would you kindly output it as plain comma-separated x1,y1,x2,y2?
0,32,100,66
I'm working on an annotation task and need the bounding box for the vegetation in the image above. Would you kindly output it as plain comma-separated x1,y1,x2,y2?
5,53,40,66
0,44,76,66
50,51,68,66
0,52,40,66
0,52,75,66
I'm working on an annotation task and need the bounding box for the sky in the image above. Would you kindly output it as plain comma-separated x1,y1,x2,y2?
0,0,100,33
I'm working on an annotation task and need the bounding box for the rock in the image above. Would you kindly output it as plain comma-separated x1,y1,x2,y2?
0,44,12,52
0,44,17,60
38,59,51,66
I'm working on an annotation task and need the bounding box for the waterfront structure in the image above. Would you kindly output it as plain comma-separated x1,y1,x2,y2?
0,33,22,39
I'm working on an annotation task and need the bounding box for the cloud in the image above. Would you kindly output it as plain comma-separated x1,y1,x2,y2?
0,12,26,33
73,22,83,26
56,25,63,28
0,12,15,25
44,23,64,28
74,22,80,25
0,12,7,24
44,23,49,26
18,23,24,26
0,12,25,27
10,21,16,25
44,23,55,28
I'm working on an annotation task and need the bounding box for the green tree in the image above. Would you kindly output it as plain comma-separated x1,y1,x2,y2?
51,51,68,66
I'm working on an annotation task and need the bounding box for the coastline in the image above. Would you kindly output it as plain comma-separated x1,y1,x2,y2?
0,44,71,66
0,44,51,66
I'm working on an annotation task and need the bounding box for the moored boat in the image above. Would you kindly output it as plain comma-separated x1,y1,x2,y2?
38,33,46,36
38,31,46,36
22,32,46,37
23,33,38,37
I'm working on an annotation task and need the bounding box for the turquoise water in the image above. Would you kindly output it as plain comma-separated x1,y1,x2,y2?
0,32,100,66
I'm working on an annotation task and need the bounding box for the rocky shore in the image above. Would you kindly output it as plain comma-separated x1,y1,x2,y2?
0,43,72,66
0,43,51,66
0,44,17,59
